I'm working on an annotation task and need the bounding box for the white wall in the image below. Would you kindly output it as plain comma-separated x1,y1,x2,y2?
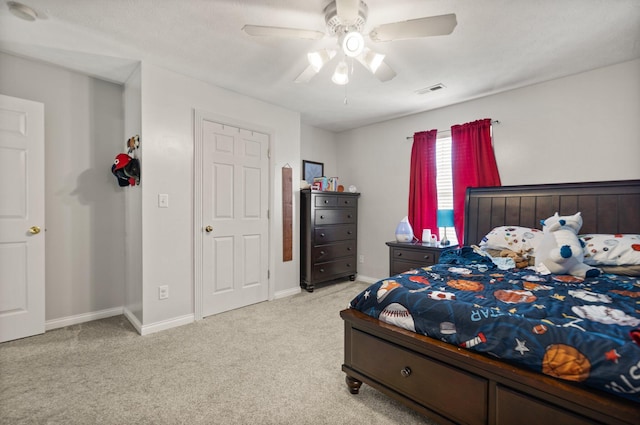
301,124,338,180
0,52,126,323
332,59,640,282
123,65,143,324
138,63,301,329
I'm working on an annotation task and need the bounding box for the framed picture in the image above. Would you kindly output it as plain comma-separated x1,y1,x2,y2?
302,160,324,183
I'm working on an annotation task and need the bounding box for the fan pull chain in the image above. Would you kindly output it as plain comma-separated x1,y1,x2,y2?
344,83,348,105
343,58,353,105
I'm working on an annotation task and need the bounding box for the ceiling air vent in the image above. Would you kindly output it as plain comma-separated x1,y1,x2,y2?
415,83,446,95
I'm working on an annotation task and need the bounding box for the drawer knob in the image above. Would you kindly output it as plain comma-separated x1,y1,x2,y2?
320,215,325,219
319,268,325,273
324,200,329,204
320,251,325,255
347,247,352,251
320,233,325,238
423,255,430,260
400,367,412,378
397,252,402,257
347,231,352,235
347,214,352,218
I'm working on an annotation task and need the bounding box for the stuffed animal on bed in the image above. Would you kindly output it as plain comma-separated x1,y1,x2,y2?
499,249,530,268
535,212,600,278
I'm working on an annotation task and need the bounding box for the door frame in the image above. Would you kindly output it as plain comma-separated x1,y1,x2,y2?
193,109,273,320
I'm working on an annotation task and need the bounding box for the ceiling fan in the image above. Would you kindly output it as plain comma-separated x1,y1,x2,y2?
242,0,457,85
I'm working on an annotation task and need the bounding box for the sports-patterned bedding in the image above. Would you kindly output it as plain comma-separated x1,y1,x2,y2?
348,248,640,403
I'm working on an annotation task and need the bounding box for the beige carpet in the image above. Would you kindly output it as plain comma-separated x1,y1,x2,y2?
0,281,434,425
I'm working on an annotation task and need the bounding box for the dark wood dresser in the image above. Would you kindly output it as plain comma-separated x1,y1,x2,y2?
300,189,360,292
386,241,456,275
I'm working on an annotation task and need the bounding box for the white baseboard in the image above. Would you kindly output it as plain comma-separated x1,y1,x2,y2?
355,275,380,284
45,307,194,336
123,307,142,334
273,286,301,299
138,314,194,336
45,307,124,331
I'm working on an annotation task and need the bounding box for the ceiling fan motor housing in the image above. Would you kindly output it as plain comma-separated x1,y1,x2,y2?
324,0,368,35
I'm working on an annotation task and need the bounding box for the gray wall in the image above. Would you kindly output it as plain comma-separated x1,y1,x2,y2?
0,52,125,324
329,59,640,282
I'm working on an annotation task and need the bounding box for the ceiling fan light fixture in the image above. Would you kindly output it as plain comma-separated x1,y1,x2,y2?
332,61,349,85
362,48,385,73
307,49,336,73
341,31,364,57
7,1,37,21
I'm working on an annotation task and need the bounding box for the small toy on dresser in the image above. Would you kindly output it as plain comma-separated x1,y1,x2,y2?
535,212,600,278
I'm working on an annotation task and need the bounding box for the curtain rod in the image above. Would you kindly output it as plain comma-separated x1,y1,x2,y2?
405,120,500,140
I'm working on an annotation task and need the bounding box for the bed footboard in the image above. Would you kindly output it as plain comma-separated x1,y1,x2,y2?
341,308,639,425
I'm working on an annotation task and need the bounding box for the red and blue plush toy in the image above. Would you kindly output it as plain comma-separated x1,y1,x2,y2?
111,153,140,187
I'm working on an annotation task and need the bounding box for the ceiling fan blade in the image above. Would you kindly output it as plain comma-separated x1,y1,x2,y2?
373,60,396,82
294,65,318,83
242,25,325,40
335,0,360,24
355,49,396,82
369,13,457,42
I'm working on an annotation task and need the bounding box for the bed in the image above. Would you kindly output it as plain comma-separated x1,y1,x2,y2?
341,180,640,425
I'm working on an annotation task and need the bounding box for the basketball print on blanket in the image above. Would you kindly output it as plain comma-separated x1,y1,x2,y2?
535,212,600,278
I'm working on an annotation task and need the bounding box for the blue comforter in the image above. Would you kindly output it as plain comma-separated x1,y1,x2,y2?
348,248,640,402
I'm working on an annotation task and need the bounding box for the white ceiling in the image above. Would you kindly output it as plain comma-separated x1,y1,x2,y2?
1,0,639,132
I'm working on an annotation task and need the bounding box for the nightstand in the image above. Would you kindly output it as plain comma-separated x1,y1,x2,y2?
386,241,457,275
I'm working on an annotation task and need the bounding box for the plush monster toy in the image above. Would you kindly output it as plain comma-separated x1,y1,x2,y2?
111,153,140,186
535,212,600,278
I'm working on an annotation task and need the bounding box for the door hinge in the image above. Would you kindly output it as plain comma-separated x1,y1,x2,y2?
267,209,270,219
268,270,270,279
267,149,271,159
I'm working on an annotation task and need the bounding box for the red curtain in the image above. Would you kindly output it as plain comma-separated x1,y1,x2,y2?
451,119,501,244
408,130,438,241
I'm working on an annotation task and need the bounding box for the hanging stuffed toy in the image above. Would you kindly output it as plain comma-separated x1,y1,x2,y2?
535,212,600,278
126,135,140,156
111,153,140,186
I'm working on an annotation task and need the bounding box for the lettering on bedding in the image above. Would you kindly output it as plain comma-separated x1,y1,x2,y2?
606,359,640,396
470,308,508,322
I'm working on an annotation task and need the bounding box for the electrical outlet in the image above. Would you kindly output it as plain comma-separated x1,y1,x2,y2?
159,285,169,300
158,194,169,208
359,255,365,264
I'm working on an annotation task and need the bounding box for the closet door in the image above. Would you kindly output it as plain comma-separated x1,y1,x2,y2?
198,117,270,317
0,94,45,342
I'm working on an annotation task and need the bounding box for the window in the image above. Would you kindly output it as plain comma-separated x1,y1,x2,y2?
435,136,458,245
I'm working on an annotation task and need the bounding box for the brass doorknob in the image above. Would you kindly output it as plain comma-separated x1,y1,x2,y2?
29,226,41,234
205,225,213,233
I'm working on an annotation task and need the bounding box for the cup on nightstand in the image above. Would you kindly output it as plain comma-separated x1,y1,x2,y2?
422,229,431,244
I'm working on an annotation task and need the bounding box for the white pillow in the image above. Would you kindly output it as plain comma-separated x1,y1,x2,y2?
479,226,544,253
581,234,640,266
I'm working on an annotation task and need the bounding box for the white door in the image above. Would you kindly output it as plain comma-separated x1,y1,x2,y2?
0,94,45,342
201,119,269,317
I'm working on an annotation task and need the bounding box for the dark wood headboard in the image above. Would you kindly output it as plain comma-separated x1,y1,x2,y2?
464,180,640,245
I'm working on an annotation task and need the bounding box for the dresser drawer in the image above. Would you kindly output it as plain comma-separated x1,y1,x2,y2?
495,385,594,425
312,257,356,281
315,195,337,207
314,225,356,243
391,247,439,265
312,241,356,262
390,260,427,275
314,194,358,208
315,208,357,225
351,329,487,425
